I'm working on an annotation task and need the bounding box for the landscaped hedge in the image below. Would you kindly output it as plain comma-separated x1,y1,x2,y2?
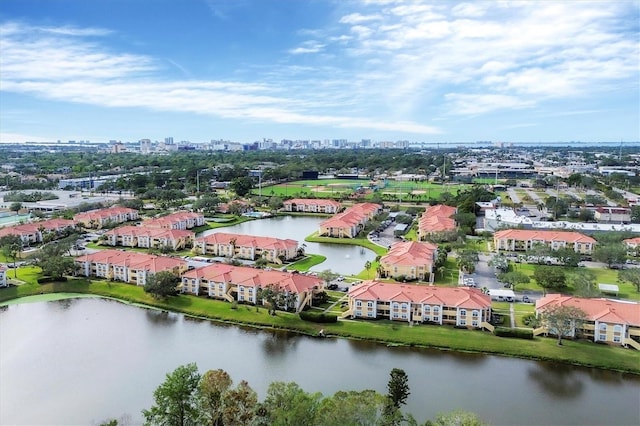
494,327,534,339
37,277,68,284
299,311,338,323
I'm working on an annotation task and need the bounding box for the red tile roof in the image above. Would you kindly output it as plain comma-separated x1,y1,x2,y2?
75,249,186,274
494,229,596,244
198,232,298,251
182,263,322,294
381,241,438,267
536,294,640,327
105,225,194,241
418,204,457,234
349,280,491,309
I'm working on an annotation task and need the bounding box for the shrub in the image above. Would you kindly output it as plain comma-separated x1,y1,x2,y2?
38,276,68,284
494,327,534,339
299,311,337,323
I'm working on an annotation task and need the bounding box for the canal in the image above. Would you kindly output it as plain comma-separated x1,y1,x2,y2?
1,298,638,425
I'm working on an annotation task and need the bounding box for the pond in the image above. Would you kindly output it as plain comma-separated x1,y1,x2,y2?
1,297,638,426
201,215,377,275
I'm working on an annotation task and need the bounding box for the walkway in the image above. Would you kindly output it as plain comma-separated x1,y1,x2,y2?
509,303,516,328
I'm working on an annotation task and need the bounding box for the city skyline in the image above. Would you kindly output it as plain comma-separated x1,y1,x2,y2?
0,0,638,144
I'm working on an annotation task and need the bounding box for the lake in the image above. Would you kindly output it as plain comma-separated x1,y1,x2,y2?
1,297,638,425
201,215,377,276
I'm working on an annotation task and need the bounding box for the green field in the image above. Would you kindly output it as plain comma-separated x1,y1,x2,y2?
258,179,471,201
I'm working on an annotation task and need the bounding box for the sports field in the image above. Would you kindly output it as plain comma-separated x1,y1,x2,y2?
260,179,471,201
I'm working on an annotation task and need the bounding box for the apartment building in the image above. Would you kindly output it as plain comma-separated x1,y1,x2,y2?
196,232,298,263
345,280,492,328
379,241,438,282
494,229,596,254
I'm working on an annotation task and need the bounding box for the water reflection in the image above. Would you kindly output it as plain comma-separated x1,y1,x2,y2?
262,330,300,356
50,297,75,311
144,309,178,326
528,362,585,398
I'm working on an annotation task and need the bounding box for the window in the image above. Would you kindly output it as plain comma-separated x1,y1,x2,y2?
613,325,623,343
433,306,440,313
356,301,362,307
472,321,478,327
367,312,374,318
460,309,467,317
367,301,373,308
355,310,362,316
598,323,607,341
424,305,431,313
460,319,466,326
472,310,479,318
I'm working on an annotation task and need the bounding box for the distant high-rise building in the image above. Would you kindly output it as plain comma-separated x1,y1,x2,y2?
139,139,152,154
165,137,174,145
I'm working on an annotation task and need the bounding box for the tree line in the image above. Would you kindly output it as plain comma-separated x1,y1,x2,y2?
98,363,486,426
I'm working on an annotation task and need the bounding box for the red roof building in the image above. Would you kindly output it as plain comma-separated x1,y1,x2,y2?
180,263,322,312
494,229,596,254
536,294,640,348
379,241,439,282
104,225,195,250
283,198,342,214
74,206,139,229
318,202,381,238
346,280,491,328
75,249,187,286
417,204,457,240
196,232,299,264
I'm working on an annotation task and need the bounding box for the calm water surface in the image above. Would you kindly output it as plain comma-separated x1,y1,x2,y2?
201,215,377,275
1,298,639,426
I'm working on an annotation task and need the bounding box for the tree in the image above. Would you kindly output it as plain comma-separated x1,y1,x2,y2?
0,234,22,277
9,202,22,215
567,269,598,297
496,271,530,290
553,247,581,268
193,194,219,214
488,255,509,273
456,250,479,274
39,256,75,280
387,368,409,408
539,304,587,345
222,380,257,425
230,176,254,197
533,266,566,291
364,260,372,279
142,363,201,426
593,243,627,268
199,369,232,426
259,283,297,314
261,381,322,426
383,368,411,426
144,271,179,299
268,196,283,212
427,410,488,426
315,390,386,426
317,269,339,288
618,268,640,293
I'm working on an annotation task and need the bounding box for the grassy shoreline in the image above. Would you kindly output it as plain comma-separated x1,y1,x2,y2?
2,278,639,375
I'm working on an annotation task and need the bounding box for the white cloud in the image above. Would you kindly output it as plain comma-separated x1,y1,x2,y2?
0,21,441,136
339,13,382,24
444,93,535,115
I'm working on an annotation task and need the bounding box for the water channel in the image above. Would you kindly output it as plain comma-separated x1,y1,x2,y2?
1,298,639,426
201,215,377,276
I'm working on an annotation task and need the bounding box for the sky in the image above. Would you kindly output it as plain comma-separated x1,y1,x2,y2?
0,0,638,144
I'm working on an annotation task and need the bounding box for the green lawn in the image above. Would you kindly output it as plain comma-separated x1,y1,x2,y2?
509,262,640,301
287,254,327,271
2,265,639,374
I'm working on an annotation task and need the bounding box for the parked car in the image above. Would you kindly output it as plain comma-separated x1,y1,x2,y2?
327,284,338,290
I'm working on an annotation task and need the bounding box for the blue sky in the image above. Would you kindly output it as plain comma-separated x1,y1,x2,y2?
0,0,638,144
